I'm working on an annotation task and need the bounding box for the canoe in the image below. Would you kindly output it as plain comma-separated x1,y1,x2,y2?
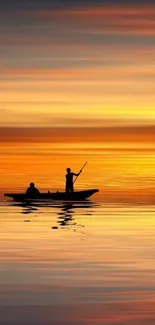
4,189,99,201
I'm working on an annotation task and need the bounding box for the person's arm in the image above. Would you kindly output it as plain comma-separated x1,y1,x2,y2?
73,170,82,176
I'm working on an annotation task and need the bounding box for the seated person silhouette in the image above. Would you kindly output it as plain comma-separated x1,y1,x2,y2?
65,168,81,193
26,182,40,198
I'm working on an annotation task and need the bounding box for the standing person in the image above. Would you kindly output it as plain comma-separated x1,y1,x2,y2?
65,168,81,193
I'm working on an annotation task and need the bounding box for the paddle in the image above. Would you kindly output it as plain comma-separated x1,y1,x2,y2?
73,161,88,184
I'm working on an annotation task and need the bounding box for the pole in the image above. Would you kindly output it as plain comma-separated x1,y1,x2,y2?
73,161,88,184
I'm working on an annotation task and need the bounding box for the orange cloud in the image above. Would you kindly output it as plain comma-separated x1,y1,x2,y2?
1,64,155,79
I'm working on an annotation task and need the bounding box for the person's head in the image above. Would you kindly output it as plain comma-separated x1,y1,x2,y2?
30,182,35,188
66,168,71,173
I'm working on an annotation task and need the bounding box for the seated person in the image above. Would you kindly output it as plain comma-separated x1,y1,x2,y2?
26,182,40,198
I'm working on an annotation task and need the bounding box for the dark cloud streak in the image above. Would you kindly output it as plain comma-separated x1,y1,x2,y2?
0,0,155,12
0,126,155,143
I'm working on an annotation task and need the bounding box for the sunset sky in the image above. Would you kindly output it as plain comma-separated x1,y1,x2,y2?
0,0,155,196
0,0,155,130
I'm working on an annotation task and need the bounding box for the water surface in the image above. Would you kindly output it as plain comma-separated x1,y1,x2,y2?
0,199,155,324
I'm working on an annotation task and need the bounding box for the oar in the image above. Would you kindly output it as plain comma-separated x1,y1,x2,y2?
73,161,88,184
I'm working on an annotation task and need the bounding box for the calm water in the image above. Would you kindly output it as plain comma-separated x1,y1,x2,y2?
1,198,155,325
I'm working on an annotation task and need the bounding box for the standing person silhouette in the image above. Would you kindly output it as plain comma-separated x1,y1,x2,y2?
65,168,81,193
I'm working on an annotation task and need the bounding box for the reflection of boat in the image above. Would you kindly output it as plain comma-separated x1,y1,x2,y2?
9,199,97,231
57,202,94,228
4,189,99,201
57,203,74,227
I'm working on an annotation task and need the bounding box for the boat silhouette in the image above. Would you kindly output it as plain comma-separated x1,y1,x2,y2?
4,189,99,201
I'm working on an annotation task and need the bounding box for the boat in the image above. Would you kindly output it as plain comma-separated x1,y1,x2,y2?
4,189,99,201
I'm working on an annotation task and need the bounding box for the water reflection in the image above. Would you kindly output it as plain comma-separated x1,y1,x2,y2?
8,200,97,230
56,202,95,229
10,201,39,215
57,203,75,227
